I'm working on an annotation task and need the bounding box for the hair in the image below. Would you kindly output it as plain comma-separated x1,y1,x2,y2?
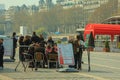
13,32,16,37
33,31,36,35
19,36,24,43
76,35,80,40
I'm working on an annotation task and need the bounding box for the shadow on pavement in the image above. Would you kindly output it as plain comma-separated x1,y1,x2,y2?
90,70,113,73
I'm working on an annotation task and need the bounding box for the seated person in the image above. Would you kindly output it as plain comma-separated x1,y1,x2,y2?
45,43,52,55
51,43,58,54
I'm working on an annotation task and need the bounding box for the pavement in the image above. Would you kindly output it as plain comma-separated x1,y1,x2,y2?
0,51,120,80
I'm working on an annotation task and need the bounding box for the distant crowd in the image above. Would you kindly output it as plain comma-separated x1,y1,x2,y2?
0,31,85,71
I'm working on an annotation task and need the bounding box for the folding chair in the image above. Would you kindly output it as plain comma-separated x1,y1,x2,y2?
23,53,34,71
15,52,34,72
34,52,44,70
47,54,58,68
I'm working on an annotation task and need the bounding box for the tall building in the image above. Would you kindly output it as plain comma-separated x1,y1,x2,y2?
0,4,5,17
39,0,45,7
46,0,53,10
0,4,5,10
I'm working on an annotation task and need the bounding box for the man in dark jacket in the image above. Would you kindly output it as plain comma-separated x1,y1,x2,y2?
73,35,83,70
31,32,40,43
0,38,4,69
11,32,17,60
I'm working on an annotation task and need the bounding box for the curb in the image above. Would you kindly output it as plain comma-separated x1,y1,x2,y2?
0,75,14,80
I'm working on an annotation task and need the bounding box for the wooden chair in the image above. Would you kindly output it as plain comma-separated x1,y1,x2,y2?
47,53,58,68
34,52,44,70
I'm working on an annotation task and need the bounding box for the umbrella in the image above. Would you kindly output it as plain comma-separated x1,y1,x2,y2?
88,32,95,48
87,32,95,72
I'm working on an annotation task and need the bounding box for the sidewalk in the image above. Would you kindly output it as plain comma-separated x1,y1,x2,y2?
0,51,120,80
0,74,14,80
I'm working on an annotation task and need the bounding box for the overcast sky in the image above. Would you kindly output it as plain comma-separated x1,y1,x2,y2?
0,0,56,9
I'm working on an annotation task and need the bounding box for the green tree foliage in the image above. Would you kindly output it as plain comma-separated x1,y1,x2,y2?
11,0,119,34
36,27,46,35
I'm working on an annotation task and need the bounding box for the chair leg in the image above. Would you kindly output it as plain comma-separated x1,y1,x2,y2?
48,61,49,68
15,61,21,71
41,61,43,68
35,61,37,71
56,62,58,68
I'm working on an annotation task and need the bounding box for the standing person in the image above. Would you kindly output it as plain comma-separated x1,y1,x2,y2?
0,38,4,69
18,36,24,61
39,34,44,43
11,32,17,60
47,36,54,47
31,32,40,43
73,35,83,70
68,38,75,68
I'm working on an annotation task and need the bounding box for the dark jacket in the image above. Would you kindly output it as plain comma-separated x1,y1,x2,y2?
31,35,40,43
47,39,54,46
0,43,4,55
73,40,83,54
13,37,17,48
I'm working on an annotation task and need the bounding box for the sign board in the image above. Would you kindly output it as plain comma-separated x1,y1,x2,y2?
57,43,74,65
3,38,13,56
20,26,27,36
0,35,13,56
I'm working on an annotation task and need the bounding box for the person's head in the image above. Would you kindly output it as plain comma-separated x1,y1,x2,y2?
13,32,16,37
48,36,52,40
0,38,3,44
19,36,24,42
76,35,80,40
39,34,43,37
33,31,36,35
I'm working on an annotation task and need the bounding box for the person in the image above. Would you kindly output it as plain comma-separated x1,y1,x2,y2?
45,43,52,55
23,35,31,51
18,36,25,61
39,34,44,43
0,38,4,69
73,35,83,70
31,32,40,43
11,32,17,60
68,38,75,68
51,43,58,54
27,42,35,68
47,36,54,47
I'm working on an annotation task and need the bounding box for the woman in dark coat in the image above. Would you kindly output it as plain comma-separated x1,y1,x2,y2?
18,36,24,61
11,32,17,60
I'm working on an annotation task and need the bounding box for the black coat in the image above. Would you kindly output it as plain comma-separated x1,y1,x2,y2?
31,35,40,43
0,43,4,55
13,37,17,48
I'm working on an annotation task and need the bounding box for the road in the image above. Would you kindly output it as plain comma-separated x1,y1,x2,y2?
0,51,120,80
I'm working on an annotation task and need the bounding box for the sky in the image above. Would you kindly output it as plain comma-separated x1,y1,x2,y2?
0,0,56,10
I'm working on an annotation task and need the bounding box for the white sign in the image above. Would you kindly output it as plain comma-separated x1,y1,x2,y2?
3,38,13,56
0,35,13,56
57,44,74,65
20,26,27,36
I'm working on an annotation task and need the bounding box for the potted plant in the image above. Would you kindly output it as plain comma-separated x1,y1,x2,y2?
103,40,110,52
